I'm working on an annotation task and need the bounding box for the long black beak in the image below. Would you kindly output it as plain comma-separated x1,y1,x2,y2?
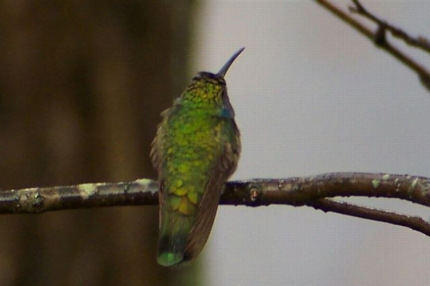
216,47,245,77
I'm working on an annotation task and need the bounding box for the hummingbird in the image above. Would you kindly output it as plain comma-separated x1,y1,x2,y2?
151,48,243,266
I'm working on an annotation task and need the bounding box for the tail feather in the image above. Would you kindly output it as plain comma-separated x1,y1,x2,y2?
157,233,187,266
157,207,194,266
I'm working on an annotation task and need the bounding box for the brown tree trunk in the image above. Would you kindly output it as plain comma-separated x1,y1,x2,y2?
0,1,197,285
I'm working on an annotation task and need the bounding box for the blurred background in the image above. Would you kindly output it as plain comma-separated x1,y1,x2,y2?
0,1,430,285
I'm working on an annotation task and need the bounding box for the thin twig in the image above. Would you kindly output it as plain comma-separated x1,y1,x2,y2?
310,199,430,237
315,0,430,92
349,0,430,54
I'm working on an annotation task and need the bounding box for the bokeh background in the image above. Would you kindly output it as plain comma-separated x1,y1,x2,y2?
1,1,430,285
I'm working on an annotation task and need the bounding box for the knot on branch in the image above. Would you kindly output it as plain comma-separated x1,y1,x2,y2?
374,26,387,47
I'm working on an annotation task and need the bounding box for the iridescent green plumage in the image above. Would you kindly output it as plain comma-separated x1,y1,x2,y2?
151,48,243,266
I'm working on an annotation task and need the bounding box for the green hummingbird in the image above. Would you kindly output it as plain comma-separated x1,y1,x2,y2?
151,48,243,267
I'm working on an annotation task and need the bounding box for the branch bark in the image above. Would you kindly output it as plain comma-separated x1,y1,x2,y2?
2,172,430,237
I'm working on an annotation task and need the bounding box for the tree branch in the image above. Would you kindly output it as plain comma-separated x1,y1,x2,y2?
2,172,430,237
315,0,430,92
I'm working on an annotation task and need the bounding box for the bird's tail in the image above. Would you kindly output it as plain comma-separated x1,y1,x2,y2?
157,210,194,266
157,232,187,266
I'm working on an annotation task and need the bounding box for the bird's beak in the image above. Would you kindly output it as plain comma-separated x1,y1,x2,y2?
216,47,245,77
